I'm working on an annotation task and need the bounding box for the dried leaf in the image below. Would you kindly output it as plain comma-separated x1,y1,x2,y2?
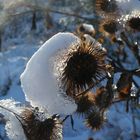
117,73,132,99
94,87,112,110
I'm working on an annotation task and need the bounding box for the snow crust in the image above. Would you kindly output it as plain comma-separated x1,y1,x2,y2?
20,32,79,115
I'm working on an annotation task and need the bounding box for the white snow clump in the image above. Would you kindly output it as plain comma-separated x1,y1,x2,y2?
20,32,79,115
82,23,95,33
0,99,27,140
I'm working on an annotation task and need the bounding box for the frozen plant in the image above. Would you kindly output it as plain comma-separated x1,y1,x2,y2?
20,32,78,115
0,99,63,140
0,0,140,140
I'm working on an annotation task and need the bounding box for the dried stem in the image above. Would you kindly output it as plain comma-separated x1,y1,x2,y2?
121,32,140,65
8,4,95,22
61,115,70,123
75,76,107,98
0,105,22,119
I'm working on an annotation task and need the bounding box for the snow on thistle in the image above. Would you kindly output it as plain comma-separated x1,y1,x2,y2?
0,32,107,140
20,31,109,132
0,99,63,140
0,99,27,140
20,32,79,115
0,0,140,139
76,23,96,37
20,108,63,140
61,39,106,97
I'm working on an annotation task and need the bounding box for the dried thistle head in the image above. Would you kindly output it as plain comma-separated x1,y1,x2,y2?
96,0,119,18
62,40,107,97
117,73,132,99
76,92,95,117
76,23,96,37
127,17,140,32
94,87,112,110
119,11,140,32
111,36,124,45
21,108,62,140
99,19,119,37
85,108,105,130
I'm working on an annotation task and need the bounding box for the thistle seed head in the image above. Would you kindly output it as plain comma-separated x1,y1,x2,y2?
94,87,112,110
62,40,107,97
21,108,62,140
76,92,95,117
99,19,119,36
96,0,119,19
85,108,105,130
127,17,140,32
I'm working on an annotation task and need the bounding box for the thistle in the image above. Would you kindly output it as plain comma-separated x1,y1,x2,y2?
76,23,96,37
21,108,62,140
85,108,105,130
94,87,112,110
62,40,107,97
119,11,140,32
99,19,119,36
117,73,132,99
127,17,140,32
76,92,95,117
96,0,119,18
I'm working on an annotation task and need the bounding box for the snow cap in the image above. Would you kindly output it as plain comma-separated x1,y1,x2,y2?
20,32,79,115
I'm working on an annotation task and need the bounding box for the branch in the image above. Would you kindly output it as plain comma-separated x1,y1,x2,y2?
110,56,140,78
0,105,22,119
48,9,95,21
0,105,26,132
8,4,95,21
120,32,140,65
75,76,107,97
61,115,70,124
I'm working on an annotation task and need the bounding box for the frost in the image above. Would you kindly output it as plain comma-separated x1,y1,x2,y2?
0,99,27,140
0,99,63,140
20,32,79,115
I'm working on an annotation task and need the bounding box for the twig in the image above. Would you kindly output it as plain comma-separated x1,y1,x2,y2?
49,9,94,21
75,76,107,97
0,105,26,133
112,98,126,104
0,105,22,119
110,56,140,79
131,107,137,140
132,79,139,88
8,4,94,21
136,87,140,104
126,99,129,112
70,115,76,131
61,115,70,123
121,32,140,65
